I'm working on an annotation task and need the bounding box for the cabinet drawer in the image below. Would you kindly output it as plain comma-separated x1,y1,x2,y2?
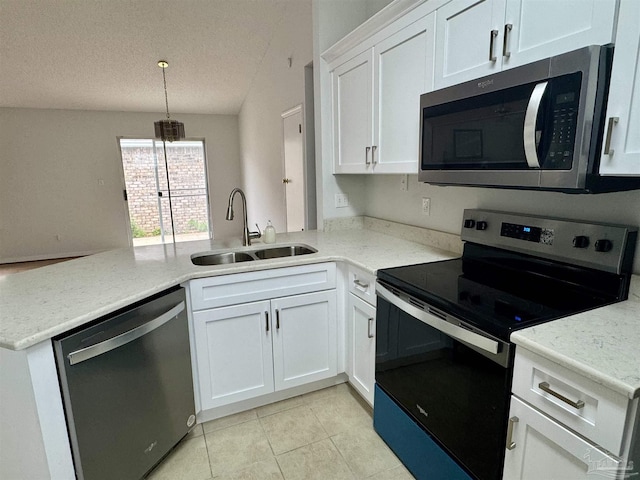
190,263,336,310
348,265,376,306
512,348,631,456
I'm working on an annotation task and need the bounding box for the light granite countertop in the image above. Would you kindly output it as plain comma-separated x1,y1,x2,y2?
0,227,459,351
511,276,640,399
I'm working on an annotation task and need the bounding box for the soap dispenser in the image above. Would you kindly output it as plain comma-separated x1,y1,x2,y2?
264,220,276,244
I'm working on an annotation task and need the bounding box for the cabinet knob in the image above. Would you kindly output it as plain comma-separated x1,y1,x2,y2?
282,178,291,184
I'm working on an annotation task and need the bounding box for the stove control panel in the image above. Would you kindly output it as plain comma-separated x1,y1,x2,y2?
461,209,638,274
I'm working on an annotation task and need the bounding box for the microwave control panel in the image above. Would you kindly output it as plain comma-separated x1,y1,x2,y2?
542,72,582,170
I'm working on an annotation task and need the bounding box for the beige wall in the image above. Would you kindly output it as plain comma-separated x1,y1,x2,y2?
238,0,314,234
0,108,240,262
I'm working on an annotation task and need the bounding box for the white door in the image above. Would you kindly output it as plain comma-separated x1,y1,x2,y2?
434,0,506,89
373,12,435,173
503,0,616,70
599,0,640,175
332,50,373,173
503,397,622,480
271,290,337,391
282,105,306,232
192,300,274,410
348,293,376,406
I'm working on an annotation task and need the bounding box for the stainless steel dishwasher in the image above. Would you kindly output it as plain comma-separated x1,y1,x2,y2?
54,286,195,480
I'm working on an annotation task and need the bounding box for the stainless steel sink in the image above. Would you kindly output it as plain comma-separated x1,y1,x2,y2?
191,251,255,266
191,244,317,266
253,245,317,259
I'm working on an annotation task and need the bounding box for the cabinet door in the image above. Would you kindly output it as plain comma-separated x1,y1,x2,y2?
599,0,640,175
503,397,622,480
372,12,435,174
193,300,274,410
271,290,337,390
348,293,376,406
332,50,373,173
434,0,506,89
503,0,616,70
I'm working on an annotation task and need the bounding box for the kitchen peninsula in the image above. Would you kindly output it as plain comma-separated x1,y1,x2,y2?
2,220,639,479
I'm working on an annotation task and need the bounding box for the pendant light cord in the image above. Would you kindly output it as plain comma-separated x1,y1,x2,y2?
162,67,170,120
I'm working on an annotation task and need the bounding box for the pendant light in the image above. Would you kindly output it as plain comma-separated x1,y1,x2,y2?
154,60,185,142
154,60,184,244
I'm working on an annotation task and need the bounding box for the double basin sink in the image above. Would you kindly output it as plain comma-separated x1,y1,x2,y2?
191,244,317,266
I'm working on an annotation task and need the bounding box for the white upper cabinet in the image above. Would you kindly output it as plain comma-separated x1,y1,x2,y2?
599,0,640,175
373,15,436,173
434,0,617,89
331,8,436,174
332,51,374,174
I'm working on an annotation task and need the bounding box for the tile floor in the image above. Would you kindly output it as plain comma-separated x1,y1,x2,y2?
146,384,416,480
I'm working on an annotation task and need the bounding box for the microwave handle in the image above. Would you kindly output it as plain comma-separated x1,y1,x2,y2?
523,81,548,168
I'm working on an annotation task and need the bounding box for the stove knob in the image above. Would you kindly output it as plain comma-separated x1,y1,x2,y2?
594,239,613,252
572,235,590,248
463,219,476,229
476,221,488,231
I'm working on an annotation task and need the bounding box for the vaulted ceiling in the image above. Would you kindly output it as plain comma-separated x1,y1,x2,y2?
0,0,295,114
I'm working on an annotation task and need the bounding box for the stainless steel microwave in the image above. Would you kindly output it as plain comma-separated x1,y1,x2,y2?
419,45,639,193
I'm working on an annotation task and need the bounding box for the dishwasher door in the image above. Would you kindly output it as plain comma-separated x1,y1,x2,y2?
54,287,195,480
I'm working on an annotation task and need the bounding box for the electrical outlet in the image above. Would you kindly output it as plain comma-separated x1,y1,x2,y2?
335,193,349,208
400,175,408,191
422,197,431,216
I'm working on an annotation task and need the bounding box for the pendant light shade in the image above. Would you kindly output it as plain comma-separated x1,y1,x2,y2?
154,60,185,142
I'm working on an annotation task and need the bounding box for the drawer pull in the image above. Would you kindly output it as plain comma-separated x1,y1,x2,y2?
506,416,519,450
367,317,374,338
538,381,585,409
353,279,369,290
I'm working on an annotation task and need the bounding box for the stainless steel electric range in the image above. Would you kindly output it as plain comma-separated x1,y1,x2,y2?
373,209,637,480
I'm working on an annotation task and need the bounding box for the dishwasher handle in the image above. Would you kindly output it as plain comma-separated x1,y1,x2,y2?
67,302,185,365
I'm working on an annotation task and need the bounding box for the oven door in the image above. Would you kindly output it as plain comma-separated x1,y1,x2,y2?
375,282,513,480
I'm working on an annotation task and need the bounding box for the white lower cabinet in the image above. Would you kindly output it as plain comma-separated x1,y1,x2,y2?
348,293,376,405
189,263,337,412
346,265,377,406
505,347,639,480
504,396,622,480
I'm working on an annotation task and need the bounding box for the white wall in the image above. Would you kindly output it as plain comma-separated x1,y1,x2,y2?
238,1,313,234
0,108,240,262
365,175,640,273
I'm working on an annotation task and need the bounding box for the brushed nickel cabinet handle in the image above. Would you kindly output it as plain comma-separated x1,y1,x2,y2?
353,279,369,289
365,146,371,165
489,29,499,62
506,416,519,450
372,145,377,164
367,317,374,338
538,381,585,409
603,117,619,155
503,24,512,58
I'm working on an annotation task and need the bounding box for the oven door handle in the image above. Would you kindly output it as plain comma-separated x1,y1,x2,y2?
376,283,499,355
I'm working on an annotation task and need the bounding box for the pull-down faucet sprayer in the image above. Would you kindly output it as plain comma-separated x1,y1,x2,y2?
226,188,261,246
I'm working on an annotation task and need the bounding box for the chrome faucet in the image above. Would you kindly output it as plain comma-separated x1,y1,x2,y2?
225,188,261,246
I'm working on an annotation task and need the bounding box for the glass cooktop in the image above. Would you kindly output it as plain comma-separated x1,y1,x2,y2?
377,244,624,341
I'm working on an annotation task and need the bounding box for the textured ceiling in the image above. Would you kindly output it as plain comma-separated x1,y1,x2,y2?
0,0,292,114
